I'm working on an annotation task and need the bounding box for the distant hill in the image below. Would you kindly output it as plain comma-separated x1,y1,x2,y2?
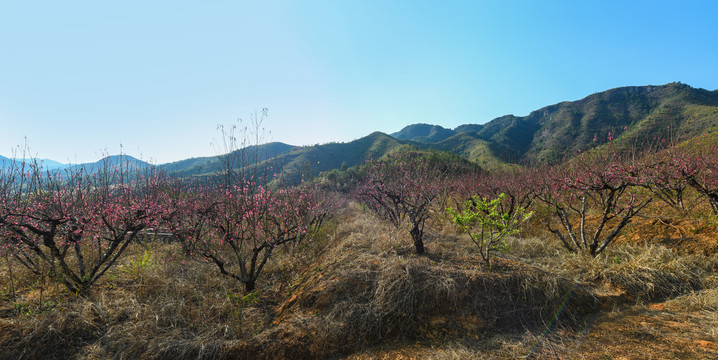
0,156,68,171
428,132,517,169
390,124,456,143
391,83,718,164
65,155,153,174
157,142,294,177
167,132,408,185
498,82,718,163
38,159,68,170
258,132,407,184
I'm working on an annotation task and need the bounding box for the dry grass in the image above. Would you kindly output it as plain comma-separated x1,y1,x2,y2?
341,332,578,360
504,235,718,304
0,242,288,359
0,201,716,359
262,205,598,358
664,287,718,312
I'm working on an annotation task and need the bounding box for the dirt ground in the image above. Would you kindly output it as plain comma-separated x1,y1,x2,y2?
340,303,718,359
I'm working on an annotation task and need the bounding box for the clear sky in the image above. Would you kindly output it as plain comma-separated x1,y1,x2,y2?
1,0,717,164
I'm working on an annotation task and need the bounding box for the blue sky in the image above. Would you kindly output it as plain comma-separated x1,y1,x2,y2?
1,1,717,164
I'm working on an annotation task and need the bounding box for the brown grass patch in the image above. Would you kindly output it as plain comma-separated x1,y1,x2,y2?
505,236,718,304
260,206,598,358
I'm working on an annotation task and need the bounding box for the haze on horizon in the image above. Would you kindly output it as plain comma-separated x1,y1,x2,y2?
1,1,717,164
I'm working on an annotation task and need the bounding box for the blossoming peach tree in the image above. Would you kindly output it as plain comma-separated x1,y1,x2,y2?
534,150,651,257
164,112,334,293
0,158,167,295
354,151,450,255
166,179,331,293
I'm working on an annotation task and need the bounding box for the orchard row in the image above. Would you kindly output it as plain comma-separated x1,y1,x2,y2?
1,137,716,294
0,158,334,295
353,138,718,265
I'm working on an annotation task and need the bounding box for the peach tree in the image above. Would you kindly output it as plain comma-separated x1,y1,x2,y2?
534,151,651,257
355,151,451,255
166,179,330,293
0,158,167,295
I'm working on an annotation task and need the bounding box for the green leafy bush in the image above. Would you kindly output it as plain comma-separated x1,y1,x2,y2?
447,193,532,267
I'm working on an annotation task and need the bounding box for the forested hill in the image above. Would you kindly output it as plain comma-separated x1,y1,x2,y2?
392,83,718,164
157,142,295,177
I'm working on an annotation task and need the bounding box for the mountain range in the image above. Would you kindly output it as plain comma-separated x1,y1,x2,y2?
0,155,68,171
3,82,717,179
392,82,718,164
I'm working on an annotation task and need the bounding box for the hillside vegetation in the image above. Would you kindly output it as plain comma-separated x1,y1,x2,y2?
158,142,295,178
393,82,718,165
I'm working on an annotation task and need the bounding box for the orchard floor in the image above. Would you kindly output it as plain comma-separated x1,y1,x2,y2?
342,304,718,359
1,204,717,359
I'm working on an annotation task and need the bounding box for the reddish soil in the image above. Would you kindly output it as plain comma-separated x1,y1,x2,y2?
620,217,718,255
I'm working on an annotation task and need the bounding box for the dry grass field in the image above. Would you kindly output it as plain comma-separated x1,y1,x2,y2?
1,201,717,359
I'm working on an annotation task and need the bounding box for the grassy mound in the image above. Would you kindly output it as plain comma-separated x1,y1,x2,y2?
222,208,598,358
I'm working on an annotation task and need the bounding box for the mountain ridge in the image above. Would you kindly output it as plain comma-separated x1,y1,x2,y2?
3,82,716,176
391,82,718,164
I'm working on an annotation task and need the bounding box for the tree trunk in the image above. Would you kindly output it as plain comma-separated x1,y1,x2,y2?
6,257,16,300
410,225,425,255
709,195,718,215
243,279,256,293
